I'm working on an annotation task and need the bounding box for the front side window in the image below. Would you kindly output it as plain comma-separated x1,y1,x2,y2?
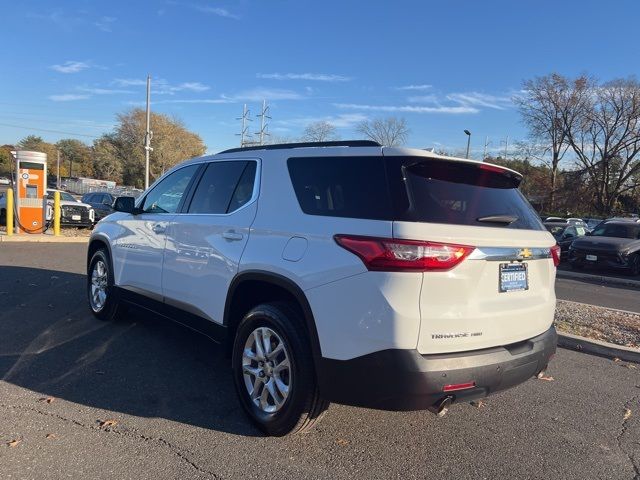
141,165,199,214
187,161,256,214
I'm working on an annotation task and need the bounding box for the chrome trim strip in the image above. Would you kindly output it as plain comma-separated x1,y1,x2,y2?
467,247,552,262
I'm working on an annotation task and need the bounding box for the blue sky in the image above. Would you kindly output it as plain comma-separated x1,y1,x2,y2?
1,0,638,156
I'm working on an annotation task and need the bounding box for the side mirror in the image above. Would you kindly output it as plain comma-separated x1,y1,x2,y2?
585,231,592,236
113,196,137,214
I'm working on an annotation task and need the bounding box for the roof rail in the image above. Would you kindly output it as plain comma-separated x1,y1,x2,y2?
218,140,381,154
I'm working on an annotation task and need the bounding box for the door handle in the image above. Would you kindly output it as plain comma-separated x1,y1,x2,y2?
152,223,166,234
222,230,244,241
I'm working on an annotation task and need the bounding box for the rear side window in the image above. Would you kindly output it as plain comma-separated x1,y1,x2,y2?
385,157,544,230
187,161,256,214
287,155,543,230
287,156,392,220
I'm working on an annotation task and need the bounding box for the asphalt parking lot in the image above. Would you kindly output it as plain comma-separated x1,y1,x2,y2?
1,243,639,480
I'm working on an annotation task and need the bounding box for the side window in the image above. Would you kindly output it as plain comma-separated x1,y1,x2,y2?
187,161,255,214
141,165,199,214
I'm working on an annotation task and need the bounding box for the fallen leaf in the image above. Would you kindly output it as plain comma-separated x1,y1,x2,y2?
45,433,57,439
7,439,21,447
623,409,632,421
470,400,486,409
99,419,117,428
613,357,621,363
39,397,55,404
335,438,349,446
537,373,555,381
624,364,638,370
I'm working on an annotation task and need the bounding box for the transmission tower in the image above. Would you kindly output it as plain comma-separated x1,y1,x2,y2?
255,99,271,145
236,104,252,147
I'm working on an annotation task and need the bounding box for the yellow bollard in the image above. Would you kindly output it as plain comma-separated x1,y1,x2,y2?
53,190,61,236
6,188,13,236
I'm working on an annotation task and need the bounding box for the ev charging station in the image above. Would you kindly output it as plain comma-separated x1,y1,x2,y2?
14,150,47,233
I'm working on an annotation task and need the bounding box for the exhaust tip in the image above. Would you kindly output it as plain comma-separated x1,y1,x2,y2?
429,396,453,417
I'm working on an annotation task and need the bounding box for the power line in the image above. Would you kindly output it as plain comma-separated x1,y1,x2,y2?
0,122,99,139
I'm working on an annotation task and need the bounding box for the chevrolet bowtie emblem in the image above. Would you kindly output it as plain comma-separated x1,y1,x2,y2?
519,248,533,259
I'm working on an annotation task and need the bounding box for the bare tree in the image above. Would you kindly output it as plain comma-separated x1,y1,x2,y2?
356,117,409,146
301,121,338,142
514,74,584,210
563,78,640,213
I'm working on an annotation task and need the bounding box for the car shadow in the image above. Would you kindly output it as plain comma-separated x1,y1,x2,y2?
0,266,260,437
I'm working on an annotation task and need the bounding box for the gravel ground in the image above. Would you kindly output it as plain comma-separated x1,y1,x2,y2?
555,299,640,349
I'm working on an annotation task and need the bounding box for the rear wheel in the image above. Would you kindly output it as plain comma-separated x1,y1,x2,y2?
231,302,328,436
87,249,125,321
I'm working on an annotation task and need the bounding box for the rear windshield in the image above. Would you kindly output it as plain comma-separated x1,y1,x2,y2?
287,156,544,230
591,223,640,239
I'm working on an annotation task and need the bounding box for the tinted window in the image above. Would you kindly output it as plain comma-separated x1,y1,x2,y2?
385,157,544,230
188,161,253,214
228,162,257,212
592,223,640,239
82,194,93,202
287,156,392,220
141,165,199,214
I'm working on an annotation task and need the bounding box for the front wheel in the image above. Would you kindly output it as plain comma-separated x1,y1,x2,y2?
87,249,125,321
231,303,328,436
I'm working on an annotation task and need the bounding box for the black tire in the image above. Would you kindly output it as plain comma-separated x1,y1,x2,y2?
231,302,328,436
628,253,640,277
0,208,5,226
87,249,125,321
570,262,584,270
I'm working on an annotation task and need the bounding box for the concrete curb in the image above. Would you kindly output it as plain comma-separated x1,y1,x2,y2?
558,332,640,364
0,235,89,243
556,269,640,289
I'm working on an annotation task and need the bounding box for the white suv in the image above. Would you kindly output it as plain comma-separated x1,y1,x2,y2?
87,140,559,436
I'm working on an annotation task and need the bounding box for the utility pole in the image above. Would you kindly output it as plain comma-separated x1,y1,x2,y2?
256,100,271,145
236,104,252,147
503,135,509,159
56,149,61,188
464,129,471,159
144,75,153,189
483,136,490,161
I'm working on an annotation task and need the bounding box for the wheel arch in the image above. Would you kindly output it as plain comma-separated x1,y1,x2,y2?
224,270,323,363
87,235,113,275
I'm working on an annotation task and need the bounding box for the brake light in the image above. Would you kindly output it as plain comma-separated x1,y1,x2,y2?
550,244,561,267
443,381,476,392
334,235,475,272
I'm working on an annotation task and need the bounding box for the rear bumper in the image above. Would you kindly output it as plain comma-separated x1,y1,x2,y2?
317,326,557,411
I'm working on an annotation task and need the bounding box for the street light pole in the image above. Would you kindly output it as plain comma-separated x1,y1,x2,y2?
144,75,152,190
464,129,471,159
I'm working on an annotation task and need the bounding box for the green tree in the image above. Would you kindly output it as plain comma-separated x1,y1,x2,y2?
0,145,14,175
102,109,206,187
92,135,123,183
56,138,92,178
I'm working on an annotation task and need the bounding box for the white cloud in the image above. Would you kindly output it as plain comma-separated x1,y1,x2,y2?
155,98,233,104
95,16,116,32
50,61,90,74
257,73,352,82
177,82,210,92
223,88,304,102
49,94,91,101
113,78,148,87
447,92,512,110
112,78,210,94
276,113,368,129
334,103,478,114
407,94,439,104
77,87,134,95
193,5,240,19
395,84,432,91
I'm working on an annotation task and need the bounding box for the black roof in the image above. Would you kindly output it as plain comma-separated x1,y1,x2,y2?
218,140,381,155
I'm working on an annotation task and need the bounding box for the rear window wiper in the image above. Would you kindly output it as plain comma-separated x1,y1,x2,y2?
477,214,519,225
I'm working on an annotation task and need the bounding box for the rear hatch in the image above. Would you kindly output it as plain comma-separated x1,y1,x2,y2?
383,152,556,354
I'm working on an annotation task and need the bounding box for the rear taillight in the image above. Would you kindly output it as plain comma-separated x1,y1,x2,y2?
334,235,475,272
550,244,561,267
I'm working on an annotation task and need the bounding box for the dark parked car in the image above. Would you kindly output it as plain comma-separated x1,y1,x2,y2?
544,222,587,260
81,192,116,221
568,220,640,275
